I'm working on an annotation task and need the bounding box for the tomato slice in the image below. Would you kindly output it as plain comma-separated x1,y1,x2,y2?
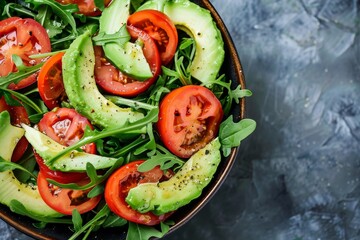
37,108,96,151
34,152,88,184
157,85,223,158
127,9,178,65
0,17,51,90
95,26,161,97
37,171,102,215
105,160,173,226
36,108,96,183
55,0,111,16
38,52,66,110
0,96,30,162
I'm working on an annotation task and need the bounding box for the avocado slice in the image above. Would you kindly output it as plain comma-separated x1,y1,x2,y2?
62,30,145,130
0,111,61,218
99,0,153,80
126,138,221,215
138,0,225,85
22,124,119,172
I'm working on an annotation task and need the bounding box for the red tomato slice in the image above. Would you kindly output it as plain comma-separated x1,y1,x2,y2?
38,52,66,110
0,96,30,162
34,152,88,184
157,85,223,158
104,160,173,226
0,17,51,90
36,108,96,183
127,9,178,65
94,26,161,97
55,0,111,16
37,108,96,151
37,171,102,215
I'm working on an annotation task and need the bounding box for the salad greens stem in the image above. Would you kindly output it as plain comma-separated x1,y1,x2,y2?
0,87,43,114
110,136,149,158
49,108,158,163
68,205,111,240
29,50,67,59
0,156,37,179
2,3,36,18
0,63,44,88
105,95,158,111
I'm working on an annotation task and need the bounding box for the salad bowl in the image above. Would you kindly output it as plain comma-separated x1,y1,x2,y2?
0,0,246,239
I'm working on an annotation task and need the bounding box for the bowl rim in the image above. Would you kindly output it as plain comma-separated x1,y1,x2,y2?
0,0,246,239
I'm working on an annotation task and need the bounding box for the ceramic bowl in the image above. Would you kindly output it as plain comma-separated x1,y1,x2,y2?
0,0,246,239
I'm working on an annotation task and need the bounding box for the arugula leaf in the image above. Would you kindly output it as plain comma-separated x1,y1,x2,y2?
130,0,146,11
126,222,171,240
2,3,36,18
205,74,253,115
231,85,253,104
9,200,72,224
219,116,256,157
1,91,21,107
26,0,78,35
13,156,37,183
0,156,37,179
137,144,184,172
102,213,127,228
105,94,157,111
69,204,111,240
93,26,130,46
93,0,105,11
87,184,104,198
133,123,156,155
0,63,44,88
35,5,64,38
0,87,44,114
72,209,83,232
96,135,148,158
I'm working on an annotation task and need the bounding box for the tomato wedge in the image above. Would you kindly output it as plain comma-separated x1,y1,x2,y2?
36,108,96,183
37,171,102,215
157,85,223,158
127,9,178,65
0,96,30,162
95,26,161,97
105,160,173,226
0,17,51,90
55,0,111,16
38,52,66,110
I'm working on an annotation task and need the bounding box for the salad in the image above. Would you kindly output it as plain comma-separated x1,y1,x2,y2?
0,0,256,239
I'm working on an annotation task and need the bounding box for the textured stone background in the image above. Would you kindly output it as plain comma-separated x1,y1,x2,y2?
1,0,360,239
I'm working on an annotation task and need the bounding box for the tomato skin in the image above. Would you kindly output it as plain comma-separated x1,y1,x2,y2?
0,17,51,90
127,9,178,65
36,108,96,183
94,26,161,97
38,52,66,110
37,108,96,152
0,96,30,162
105,160,173,226
55,0,111,16
37,171,102,215
34,152,87,184
157,85,223,158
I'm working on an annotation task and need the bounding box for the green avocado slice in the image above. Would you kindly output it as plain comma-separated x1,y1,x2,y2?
0,111,61,218
62,31,145,130
126,138,221,215
100,0,152,80
138,0,225,85
22,124,119,172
